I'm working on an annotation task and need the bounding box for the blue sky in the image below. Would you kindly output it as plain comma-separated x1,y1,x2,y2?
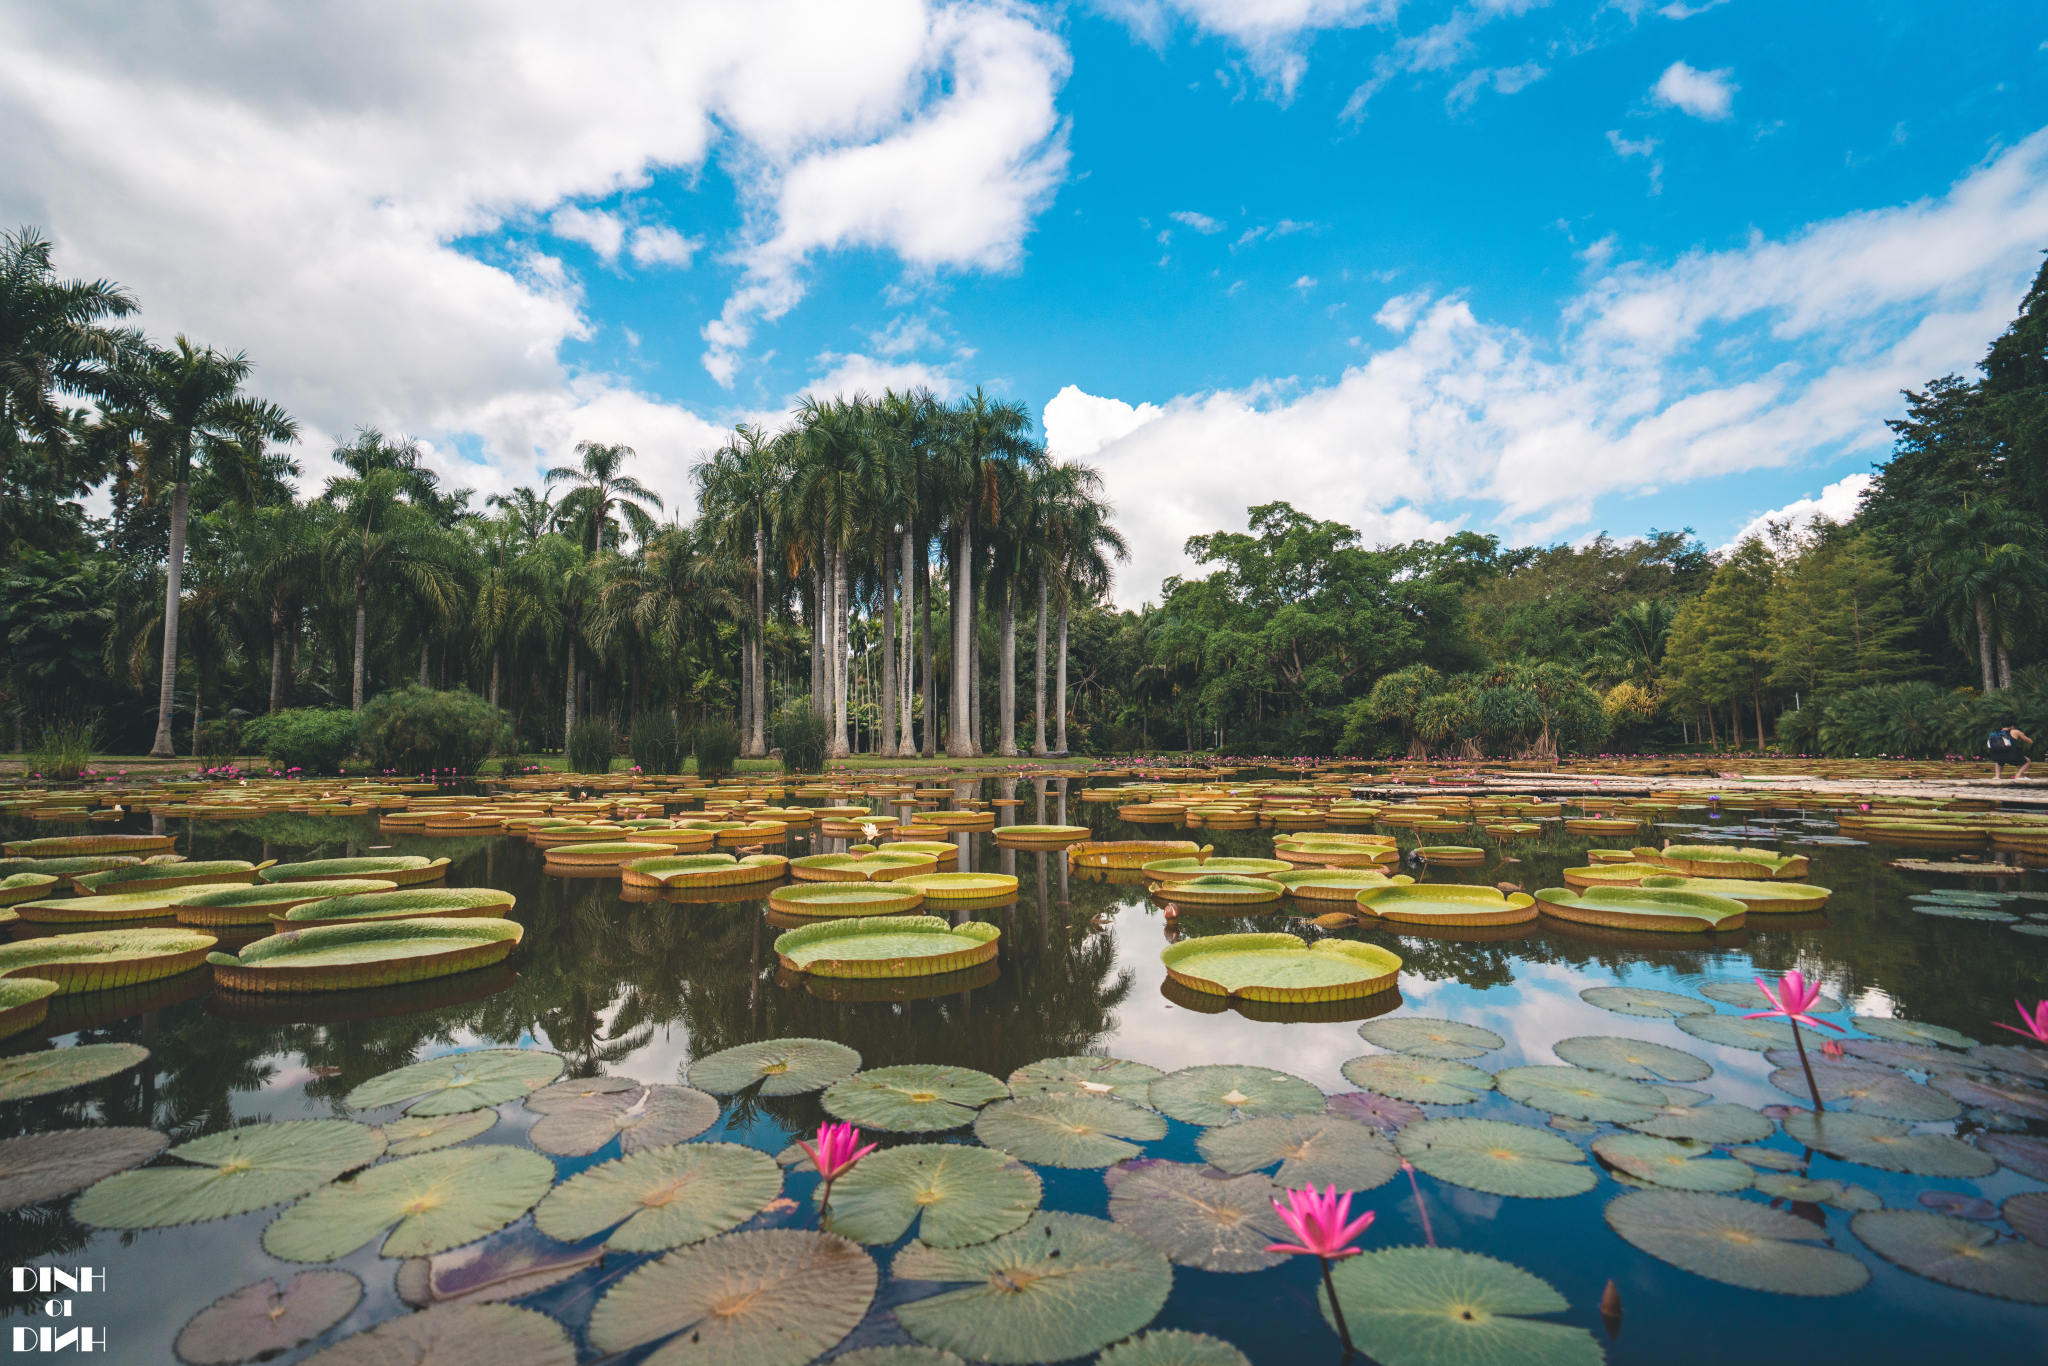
5,1,2047,600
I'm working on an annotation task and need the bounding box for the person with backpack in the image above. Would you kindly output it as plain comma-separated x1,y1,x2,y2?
1989,723,2033,780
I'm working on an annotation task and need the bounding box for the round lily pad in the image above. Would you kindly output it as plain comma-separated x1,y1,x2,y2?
775,915,999,979
1196,1114,1401,1192
1699,980,1842,1013
823,1064,1011,1133
1395,1119,1595,1199
0,1128,167,1212
522,1075,643,1112
281,887,516,926
1494,1066,1666,1123
1853,1209,2048,1303
1841,1038,1986,1073
1357,1017,1505,1060
892,1212,1173,1365
1850,1016,1978,1048
535,1142,782,1252
263,1145,556,1262
833,1352,968,1366
261,855,447,885
1979,1133,2048,1180
1007,1056,1164,1104
0,1042,150,1101
1928,1071,2048,1121
769,883,926,917
345,1048,565,1115
1107,1161,1289,1272
587,1229,876,1366
75,1120,385,1229
1553,1036,1712,1084
0,928,216,994
1535,886,1745,931
1968,1044,2048,1081
528,1084,719,1156
1320,1247,1604,1366
1148,1064,1325,1125
1341,1054,1494,1106
1096,1331,1249,1366
174,1271,363,1365
1783,1111,1996,1177
1916,905,2017,920
820,1143,1041,1246
690,1038,862,1096
1579,985,1711,1018
1161,934,1400,1003
1675,1014,1828,1052
393,1223,604,1309
975,1094,1167,1168
1728,1145,1806,1172
2003,1191,2048,1244
1623,1097,1774,1144
1763,1060,1959,1121
0,976,56,1040
1591,1135,1752,1191
1604,1190,1870,1295
299,1303,572,1366
205,917,524,992
377,1111,497,1156
1751,1173,1882,1210
1326,1091,1425,1133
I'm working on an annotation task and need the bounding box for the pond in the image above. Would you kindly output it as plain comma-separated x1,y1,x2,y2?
4,775,2046,1365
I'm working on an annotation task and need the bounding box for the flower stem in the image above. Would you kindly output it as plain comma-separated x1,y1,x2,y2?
1790,1025,1824,1114
818,1177,835,1227
1320,1256,1355,1359
1402,1160,1435,1247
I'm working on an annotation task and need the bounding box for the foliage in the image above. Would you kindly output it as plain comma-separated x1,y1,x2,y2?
1766,525,1919,695
1664,538,1776,744
773,700,829,773
356,686,511,775
628,711,683,774
566,719,617,774
691,715,742,778
243,707,361,774
1348,662,1606,759
1814,683,1973,759
26,717,96,780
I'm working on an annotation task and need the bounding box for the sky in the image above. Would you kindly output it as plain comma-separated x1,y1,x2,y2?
4,1,2046,604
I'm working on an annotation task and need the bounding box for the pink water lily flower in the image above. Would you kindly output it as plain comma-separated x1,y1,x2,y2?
1742,971,1846,1034
1993,999,2048,1045
1268,1184,1374,1260
798,1121,876,1181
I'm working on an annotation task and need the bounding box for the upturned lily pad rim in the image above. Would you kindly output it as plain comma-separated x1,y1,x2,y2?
774,915,999,979
205,917,523,993
1358,885,1537,925
1161,933,1401,1002
1534,886,1747,930
892,872,1021,901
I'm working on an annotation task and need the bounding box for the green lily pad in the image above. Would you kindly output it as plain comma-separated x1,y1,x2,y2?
1763,1059,1959,1121
534,1142,782,1252
1106,1161,1289,1272
0,1128,167,1212
1604,1190,1870,1295
1148,1065,1325,1125
586,1229,876,1366
281,887,516,925
1591,1135,1753,1191
1395,1119,1595,1199
1928,1071,2048,1121
1008,1056,1165,1104
76,859,261,893
527,1084,720,1156
377,1111,497,1156
2003,1191,2048,1244
1728,1146,1806,1172
833,1352,969,1366
1916,905,2018,921
174,1271,363,1365
345,1048,565,1115
298,1303,572,1366
819,1143,1041,1246
1852,1209,2048,1303
1783,1111,1997,1177
0,1042,150,1101
1339,1055,1494,1106
892,1212,1173,1365
1979,1134,2048,1180
1494,1066,1665,1122
1195,1114,1401,1191
1841,1038,1987,1073
1096,1331,1250,1366
975,1095,1167,1168
776,916,999,978
260,856,444,883
823,1064,1010,1133
1699,980,1842,1013
1326,1091,1425,1133
1623,1097,1774,1144
0,929,215,994
1320,1247,1603,1366
205,917,524,991
263,1146,556,1262
1674,1014,1829,1052
1752,1173,1883,1210
75,1120,385,1229
522,1075,643,1112
1968,1044,2048,1081
1578,985,1711,1018
1553,1036,1712,1083
1850,1016,1978,1048
689,1038,862,1096
1357,1017,1505,1060
1161,934,1400,1001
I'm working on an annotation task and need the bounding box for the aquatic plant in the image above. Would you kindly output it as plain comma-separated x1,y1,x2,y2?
797,1120,877,1220
1744,970,1845,1112
1993,999,2048,1044
1266,1184,1374,1354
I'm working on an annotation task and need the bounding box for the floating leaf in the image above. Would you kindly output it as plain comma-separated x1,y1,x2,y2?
1605,1190,1870,1295
1762,1060,1960,1122
1967,1044,2048,1082
1931,1072,2048,1121
0,1128,166,1212
1624,1097,1774,1144
174,1271,362,1365
0,1042,150,1101
1591,1135,1752,1191
1783,1111,1996,1177
1007,1055,1164,1104
1578,985,1710,1018
1356,1017,1505,1061
395,1223,604,1308
823,1064,1010,1133
832,1352,968,1366
1852,1209,2048,1303
587,1229,876,1366
1919,1191,1998,1219
75,1120,385,1229
1550,1117,1598,1135
1850,1016,1978,1049
1751,1173,1882,1211
819,1143,1040,1247
1196,1114,1401,1192
1699,980,1841,1013
1494,1066,1665,1123
523,1075,642,1112
689,1038,861,1096
1395,1119,1594,1199
1674,1014,1828,1052
1553,1036,1712,1083
377,1111,496,1156
298,1303,573,1366
1096,1331,1250,1366
1106,1161,1289,1272
1320,1247,1604,1366
1326,1091,1424,1133
534,1142,781,1252
2004,1191,2048,1244
345,1048,564,1115
1840,1038,1987,1073
1340,1055,1493,1106
528,1084,719,1157
263,1146,555,1262
1148,1065,1324,1126
1915,905,2017,921
975,1095,1166,1168
1980,1134,2048,1180
892,1212,1173,1365
1728,1145,1805,1172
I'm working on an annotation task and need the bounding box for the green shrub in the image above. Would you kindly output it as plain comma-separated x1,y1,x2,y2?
1815,682,1970,758
27,717,97,781
692,715,742,779
567,718,617,774
244,708,360,774
629,711,683,774
773,701,828,773
356,687,513,776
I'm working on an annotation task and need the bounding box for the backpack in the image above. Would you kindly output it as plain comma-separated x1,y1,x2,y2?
1989,728,2016,754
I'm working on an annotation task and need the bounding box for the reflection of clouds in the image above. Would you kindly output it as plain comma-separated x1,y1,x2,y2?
1449,1188,1503,1221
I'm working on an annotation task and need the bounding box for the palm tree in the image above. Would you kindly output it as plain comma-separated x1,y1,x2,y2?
470,514,550,716
235,501,325,712
487,486,558,543
693,425,781,756
1910,497,2048,691
1042,464,1125,753
933,389,1036,757
546,441,662,554
791,398,880,757
321,462,457,710
1585,598,1680,692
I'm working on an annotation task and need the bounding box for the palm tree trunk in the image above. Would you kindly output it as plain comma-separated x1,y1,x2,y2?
999,577,1017,756
1976,596,1997,692
190,674,202,760
751,526,768,757
563,636,577,749
881,550,898,757
949,521,973,757
1998,643,2012,691
1032,571,1048,757
809,570,826,715
832,545,850,758
418,636,430,687
901,524,916,755
269,607,286,714
148,482,190,756
920,548,935,757
1056,596,1069,754
351,573,368,711
490,650,501,710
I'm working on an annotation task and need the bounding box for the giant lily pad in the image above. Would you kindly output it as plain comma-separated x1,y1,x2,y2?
15,889,190,923
1783,1111,1996,1177
1604,1190,1870,1295
0,1042,151,1100
893,872,1021,904
1590,1135,1752,1191
174,880,398,927
1097,1332,1249,1366
1320,1248,1604,1366
1359,885,1537,926
3,834,172,858
1195,1113,1401,1191
261,856,449,885
0,1128,167,1212
818,1143,1041,1246
1357,1017,1504,1060
1623,1096,1774,1144
892,1212,1173,1365
1553,1036,1712,1083
281,887,515,926
1534,886,1745,932
520,1074,641,1112
1007,1055,1164,1104
1928,1071,2048,1121
1852,1209,2048,1303
689,1037,861,1096
823,1064,1010,1132
587,1228,876,1366
1762,1058,1959,1121
299,1303,572,1366
174,1271,363,1365
1494,1066,1666,1123
1638,876,1832,912
1340,1054,1494,1106
205,917,523,993
2004,1191,2048,1244
1675,1013,1828,1052
1967,1043,2048,1081
264,1145,555,1262
0,928,216,994
534,1142,781,1252
75,1120,385,1228
775,916,999,979
1106,1162,1289,1272
1395,1119,1594,1199
975,1094,1167,1168
376,1111,497,1156
527,1084,718,1156
768,884,925,917
1979,1134,2048,1180
1160,934,1400,1002
1700,980,1842,1013
1148,1064,1324,1125
1579,985,1711,1019
75,859,264,894
347,1048,565,1115
0,977,57,1040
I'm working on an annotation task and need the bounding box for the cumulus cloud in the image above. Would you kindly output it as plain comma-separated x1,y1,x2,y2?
1171,210,1226,234
1716,473,1874,554
1653,60,1737,120
800,352,962,404
1098,1,1399,98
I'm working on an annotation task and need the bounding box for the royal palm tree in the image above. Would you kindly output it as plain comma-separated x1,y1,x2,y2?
693,425,782,756
321,462,458,710
235,501,326,712
546,441,662,555
933,389,1036,756
487,486,558,543
1909,497,2048,692
1043,465,1126,752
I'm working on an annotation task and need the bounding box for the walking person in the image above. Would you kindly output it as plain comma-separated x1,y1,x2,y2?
1989,722,2033,780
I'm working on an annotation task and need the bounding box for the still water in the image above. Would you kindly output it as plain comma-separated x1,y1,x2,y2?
4,775,2046,1364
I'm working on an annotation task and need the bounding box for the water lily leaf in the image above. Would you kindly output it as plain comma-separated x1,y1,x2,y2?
1699,980,1841,1013
1106,1161,1288,1272
1967,1044,2048,1082
1196,1114,1401,1191
1919,1190,1998,1219
1579,985,1710,1018
1915,905,2017,920
1728,1145,1805,1172
1931,1071,2048,1121
298,1303,573,1366
1395,1119,1595,1199
263,1145,555,1262
833,1352,968,1366
689,1038,861,1096
1590,1135,1752,1191
75,1120,385,1229
1979,1134,2048,1180
587,1228,876,1366
1756,1173,1883,1211
1840,1038,1988,1073
0,1128,166,1212
1605,1190,1869,1295
0,1042,150,1101
1148,1065,1324,1126
892,1212,1173,1364
1623,1098,1774,1144
1763,1060,1960,1122
1326,1091,1424,1133
975,1095,1167,1168
1339,1055,1493,1106
819,1142,1040,1247
1553,1036,1712,1083
1356,1017,1505,1061
534,1142,781,1252
1320,1247,1604,1366
1008,1055,1164,1104
1096,1330,1250,1366
522,1075,642,1112
1783,1111,1996,1177
528,1084,719,1156
2004,1191,2048,1243
823,1064,1010,1133
1852,1209,2048,1303
1494,1066,1665,1123
1851,1016,1978,1049
1551,1117,1599,1135
345,1048,564,1116
1674,1014,1828,1052
395,1223,605,1308
174,1271,362,1365
377,1111,496,1156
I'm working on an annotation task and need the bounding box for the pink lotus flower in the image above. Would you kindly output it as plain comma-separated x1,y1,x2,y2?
799,1121,876,1220
1993,999,2048,1045
1743,971,1846,1034
1821,1040,1845,1061
1268,1184,1374,1259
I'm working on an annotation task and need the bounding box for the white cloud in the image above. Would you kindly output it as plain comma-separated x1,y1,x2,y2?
1292,275,1319,291
548,206,628,262
1446,61,1548,112
1375,290,1433,333
1653,60,1737,120
1043,385,1166,461
627,224,701,268
1716,473,1874,554
1098,1,1399,98
801,352,962,404
1171,210,1226,234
